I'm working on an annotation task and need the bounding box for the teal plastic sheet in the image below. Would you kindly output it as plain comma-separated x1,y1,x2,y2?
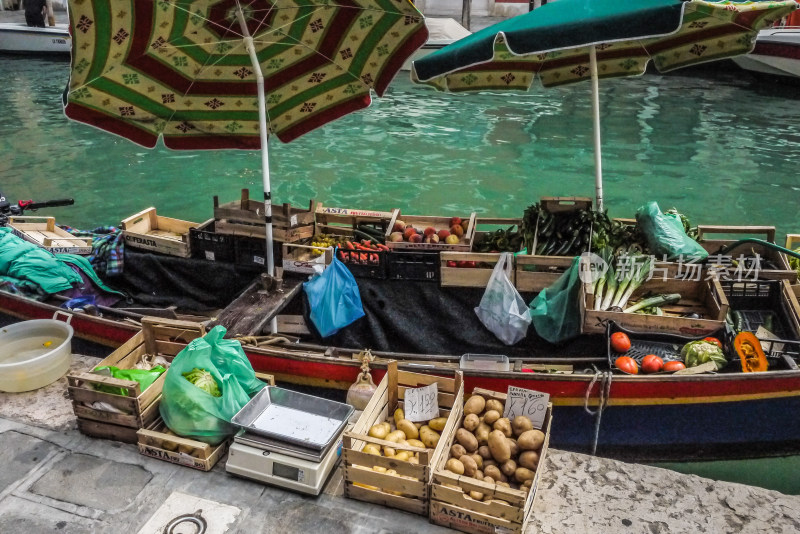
529,257,583,344
636,201,707,261
92,365,166,395
159,326,265,445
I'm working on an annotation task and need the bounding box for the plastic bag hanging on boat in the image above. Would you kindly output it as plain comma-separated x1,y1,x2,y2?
303,252,365,338
636,201,708,261
159,325,265,445
474,253,532,345
529,256,582,344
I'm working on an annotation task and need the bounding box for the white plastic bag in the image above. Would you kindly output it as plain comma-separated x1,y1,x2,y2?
474,253,532,345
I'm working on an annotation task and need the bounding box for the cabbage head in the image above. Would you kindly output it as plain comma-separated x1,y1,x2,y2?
182,367,221,397
681,340,726,370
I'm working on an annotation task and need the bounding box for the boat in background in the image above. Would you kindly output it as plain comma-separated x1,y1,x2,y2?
0,22,70,55
732,25,800,80
401,17,471,71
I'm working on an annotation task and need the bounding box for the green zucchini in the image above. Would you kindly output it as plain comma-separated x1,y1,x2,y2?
623,293,681,314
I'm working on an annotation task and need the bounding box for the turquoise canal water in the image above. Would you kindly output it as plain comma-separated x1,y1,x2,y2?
3,56,800,493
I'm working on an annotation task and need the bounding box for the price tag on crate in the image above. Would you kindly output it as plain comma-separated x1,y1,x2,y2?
503,386,549,429
404,382,439,422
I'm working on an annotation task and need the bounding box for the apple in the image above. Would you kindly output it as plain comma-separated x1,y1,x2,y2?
392,220,406,233
423,226,437,237
388,232,404,242
450,225,464,238
450,216,462,227
437,229,451,241
445,234,460,245
403,227,417,240
425,234,440,244
409,233,423,243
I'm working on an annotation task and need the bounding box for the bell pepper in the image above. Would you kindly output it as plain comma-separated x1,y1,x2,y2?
734,332,768,373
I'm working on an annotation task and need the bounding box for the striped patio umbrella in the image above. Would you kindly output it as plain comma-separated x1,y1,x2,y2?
411,0,798,211
64,0,428,275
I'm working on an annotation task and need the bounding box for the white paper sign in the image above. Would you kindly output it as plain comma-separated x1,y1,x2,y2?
503,386,549,429
404,383,439,422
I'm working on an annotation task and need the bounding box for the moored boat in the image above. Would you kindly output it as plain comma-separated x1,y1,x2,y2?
732,25,800,79
0,22,70,55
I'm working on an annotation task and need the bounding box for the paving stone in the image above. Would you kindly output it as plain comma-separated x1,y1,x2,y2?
0,430,59,492
0,495,100,534
28,453,152,511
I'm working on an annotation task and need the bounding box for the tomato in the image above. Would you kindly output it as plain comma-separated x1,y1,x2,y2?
703,337,722,348
615,356,638,374
663,361,686,373
610,332,631,353
641,354,664,374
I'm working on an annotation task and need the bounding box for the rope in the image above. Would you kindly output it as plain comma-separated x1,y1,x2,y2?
583,366,613,456
233,335,293,347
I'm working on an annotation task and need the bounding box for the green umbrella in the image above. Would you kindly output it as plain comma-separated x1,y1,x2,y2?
412,0,798,211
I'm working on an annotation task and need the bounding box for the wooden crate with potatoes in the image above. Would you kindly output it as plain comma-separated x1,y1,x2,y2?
342,362,464,516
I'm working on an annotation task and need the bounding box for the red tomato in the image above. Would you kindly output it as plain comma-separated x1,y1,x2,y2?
641,354,664,374
610,332,631,353
703,337,722,348
663,361,687,373
615,356,638,374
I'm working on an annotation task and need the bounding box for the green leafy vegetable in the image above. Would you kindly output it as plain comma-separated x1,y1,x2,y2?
182,367,221,397
681,340,727,370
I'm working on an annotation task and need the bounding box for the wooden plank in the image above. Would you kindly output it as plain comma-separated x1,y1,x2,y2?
344,483,428,516
396,371,457,393
697,225,776,243
344,466,427,495
431,485,524,522
210,277,304,336
76,419,140,443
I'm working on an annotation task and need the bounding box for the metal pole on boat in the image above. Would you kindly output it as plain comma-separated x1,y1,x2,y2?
589,45,604,212
461,0,471,30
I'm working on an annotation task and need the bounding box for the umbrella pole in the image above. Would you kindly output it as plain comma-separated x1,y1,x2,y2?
236,7,275,280
589,45,603,212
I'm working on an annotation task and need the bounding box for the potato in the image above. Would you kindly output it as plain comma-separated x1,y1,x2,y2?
463,413,480,432
496,482,510,488
394,451,411,462
368,423,390,440
474,470,484,480
373,465,387,473
419,425,441,448
385,430,407,443
514,467,535,484
445,458,465,475
523,478,533,488
459,454,478,477
485,399,504,413
383,445,396,457
178,443,195,455
464,395,486,416
511,415,533,436
428,417,448,432
484,465,503,482
482,459,497,469
482,476,495,486
469,490,484,501
397,419,419,440
408,456,420,465
507,438,519,458
518,450,540,470
517,429,546,451
450,444,467,459
500,459,517,477
407,439,426,449
493,418,512,438
456,428,479,452
482,410,501,425
470,453,483,469
475,423,492,445
477,445,492,460
394,408,405,425
162,438,179,452
488,430,511,463
363,443,381,456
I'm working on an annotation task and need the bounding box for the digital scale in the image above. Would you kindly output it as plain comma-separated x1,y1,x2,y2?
225,386,354,496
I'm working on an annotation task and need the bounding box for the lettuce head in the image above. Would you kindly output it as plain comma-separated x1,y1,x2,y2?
182,367,221,397
681,340,726,370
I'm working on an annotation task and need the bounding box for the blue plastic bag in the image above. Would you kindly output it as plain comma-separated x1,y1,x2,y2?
303,253,365,337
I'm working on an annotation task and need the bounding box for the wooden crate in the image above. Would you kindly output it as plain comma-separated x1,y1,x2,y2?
213,190,315,243
514,254,574,293
315,203,392,236
137,418,229,471
698,225,794,281
121,207,199,258
581,275,729,336
342,362,464,516
384,209,477,252
440,252,507,288
8,216,92,254
67,317,206,443
429,388,552,534
281,242,333,275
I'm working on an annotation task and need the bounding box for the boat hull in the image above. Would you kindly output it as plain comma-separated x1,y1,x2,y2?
0,23,70,55
3,290,799,460
732,28,800,79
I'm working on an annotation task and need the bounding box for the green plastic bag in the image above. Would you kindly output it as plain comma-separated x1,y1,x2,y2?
636,201,707,261
92,365,166,395
159,325,265,445
529,257,583,344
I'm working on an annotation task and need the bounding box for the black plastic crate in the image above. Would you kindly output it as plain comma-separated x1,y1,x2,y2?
337,248,387,279
720,280,798,340
387,250,439,281
190,220,235,263
605,321,729,372
234,235,282,271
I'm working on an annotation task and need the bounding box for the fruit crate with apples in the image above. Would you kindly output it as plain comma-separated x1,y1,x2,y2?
384,210,477,252
439,252,511,288
314,203,392,237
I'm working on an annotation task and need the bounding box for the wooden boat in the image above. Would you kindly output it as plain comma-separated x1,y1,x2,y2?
0,22,70,55
3,270,800,462
732,25,800,80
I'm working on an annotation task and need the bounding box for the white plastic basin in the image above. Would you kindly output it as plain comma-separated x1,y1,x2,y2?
0,319,73,392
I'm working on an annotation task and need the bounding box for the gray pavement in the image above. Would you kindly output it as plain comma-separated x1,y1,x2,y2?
2,354,800,533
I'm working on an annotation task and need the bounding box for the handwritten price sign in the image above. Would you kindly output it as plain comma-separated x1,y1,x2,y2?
503,386,549,429
404,383,439,422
